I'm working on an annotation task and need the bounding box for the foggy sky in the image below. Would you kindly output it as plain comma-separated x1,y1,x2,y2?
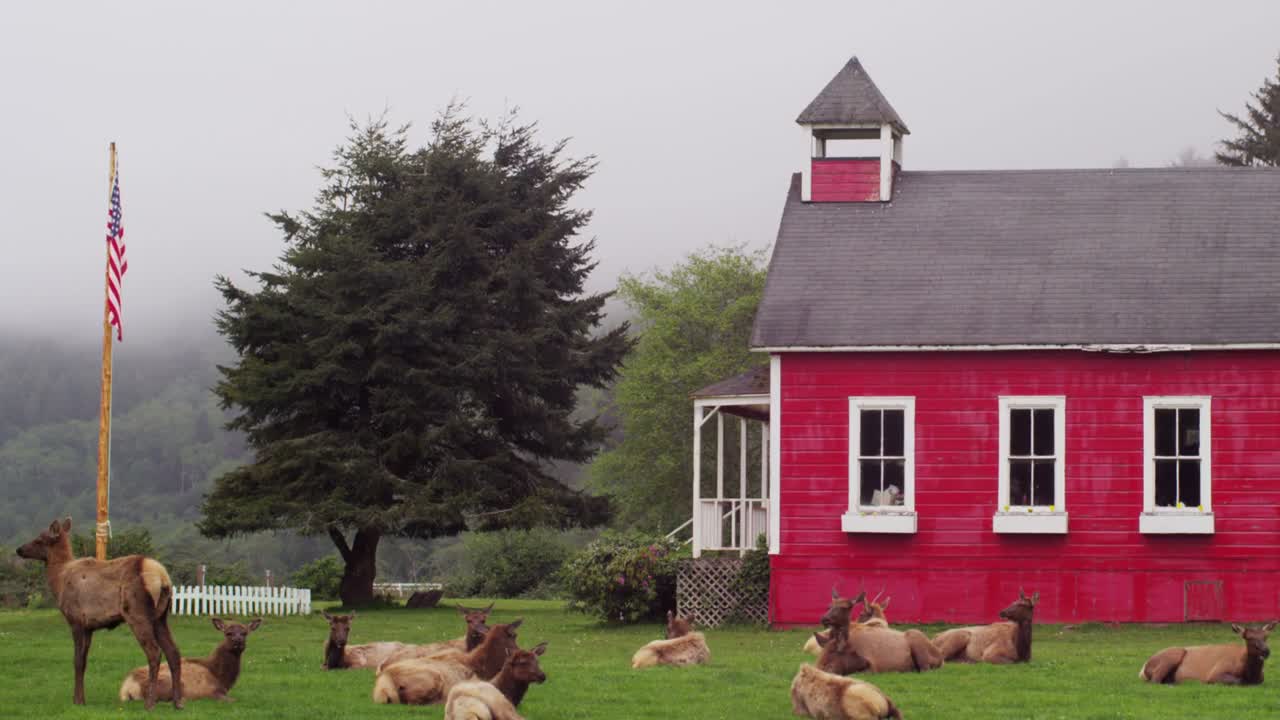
2,1,1278,345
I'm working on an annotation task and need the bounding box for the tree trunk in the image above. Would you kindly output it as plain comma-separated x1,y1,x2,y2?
330,526,381,607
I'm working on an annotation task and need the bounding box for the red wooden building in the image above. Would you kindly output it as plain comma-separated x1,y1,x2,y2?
750,57,1280,625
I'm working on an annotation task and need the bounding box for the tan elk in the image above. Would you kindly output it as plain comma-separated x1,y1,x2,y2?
16,518,183,709
377,603,495,669
631,611,710,668
373,619,524,704
120,617,261,703
321,611,407,669
806,590,892,655
790,663,903,720
444,642,548,720
932,589,1039,664
817,588,941,673
1140,622,1275,685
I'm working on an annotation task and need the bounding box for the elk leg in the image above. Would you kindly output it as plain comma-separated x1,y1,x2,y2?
980,641,1015,665
126,614,163,710
1141,648,1186,684
932,629,972,662
905,630,942,671
71,626,92,705
154,617,184,709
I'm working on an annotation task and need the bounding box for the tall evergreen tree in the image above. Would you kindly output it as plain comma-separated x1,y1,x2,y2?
200,109,628,605
1216,53,1280,167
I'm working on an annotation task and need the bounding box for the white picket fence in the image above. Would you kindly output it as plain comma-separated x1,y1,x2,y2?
171,585,312,617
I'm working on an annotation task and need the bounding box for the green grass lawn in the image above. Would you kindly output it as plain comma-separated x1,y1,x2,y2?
0,600,1276,719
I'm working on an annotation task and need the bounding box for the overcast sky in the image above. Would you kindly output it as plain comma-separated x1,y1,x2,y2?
2,0,1278,344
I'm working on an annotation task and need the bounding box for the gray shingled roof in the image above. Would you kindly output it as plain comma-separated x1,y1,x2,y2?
796,57,909,132
691,366,770,398
751,168,1280,349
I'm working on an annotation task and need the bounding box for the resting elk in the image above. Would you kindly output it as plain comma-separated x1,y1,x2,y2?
120,617,261,703
1140,622,1275,685
790,663,902,720
805,590,891,656
631,611,710,668
444,642,548,720
377,603,494,668
321,611,407,670
932,589,1038,664
817,588,941,674
16,518,183,709
373,619,524,704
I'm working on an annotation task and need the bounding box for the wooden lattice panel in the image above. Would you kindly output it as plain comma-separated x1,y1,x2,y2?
676,558,769,628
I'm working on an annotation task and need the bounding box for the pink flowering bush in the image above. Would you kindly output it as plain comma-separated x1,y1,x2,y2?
561,531,682,623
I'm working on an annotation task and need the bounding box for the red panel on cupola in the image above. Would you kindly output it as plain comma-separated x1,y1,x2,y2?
810,158,883,202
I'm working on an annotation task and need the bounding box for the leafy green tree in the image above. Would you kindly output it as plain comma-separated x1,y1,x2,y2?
201,109,629,606
590,245,768,530
1217,53,1280,167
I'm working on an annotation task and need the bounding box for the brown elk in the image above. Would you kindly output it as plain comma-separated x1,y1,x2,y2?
932,589,1039,664
120,617,261,702
16,518,183,709
1140,622,1275,685
790,663,903,720
321,611,407,669
818,587,941,673
376,603,495,669
806,590,891,655
631,610,710,668
373,619,524,704
444,642,548,720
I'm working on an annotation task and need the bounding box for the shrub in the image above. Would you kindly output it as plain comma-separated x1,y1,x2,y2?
71,526,156,560
290,555,344,600
451,528,572,599
560,531,681,623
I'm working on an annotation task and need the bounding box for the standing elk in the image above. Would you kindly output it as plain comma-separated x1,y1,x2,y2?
932,589,1039,664
1140,622,1275,685
16,518,183,709
631,610,710,668
120,617,261,703
321,611,407,669
817,588,941,673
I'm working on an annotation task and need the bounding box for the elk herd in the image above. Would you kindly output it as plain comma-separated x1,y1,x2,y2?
14,517,1277,718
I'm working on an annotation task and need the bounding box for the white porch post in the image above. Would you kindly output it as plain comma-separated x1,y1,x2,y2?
761,421,768,499
716,412,724,501
692,404,702,558
739,417,748,553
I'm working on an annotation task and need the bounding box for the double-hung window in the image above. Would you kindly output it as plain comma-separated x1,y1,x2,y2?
994,396,1067,533
1141,397,1213,534
843,397,916,534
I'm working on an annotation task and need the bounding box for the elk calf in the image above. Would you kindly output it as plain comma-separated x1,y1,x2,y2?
1140,622,1275,685
631,611,710,669
790,664,902,720
444,642,548,720
120,618,261,702
16,518,183,710
373,620,523,705
321,611,407,670
932,590,1038,665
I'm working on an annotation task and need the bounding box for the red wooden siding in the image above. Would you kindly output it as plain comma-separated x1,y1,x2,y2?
770,351,1280,625
811,158,880,202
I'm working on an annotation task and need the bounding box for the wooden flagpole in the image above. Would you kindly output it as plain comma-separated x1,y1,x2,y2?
95,142,117,561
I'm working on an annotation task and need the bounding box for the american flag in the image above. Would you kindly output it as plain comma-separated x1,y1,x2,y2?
105,169,127,341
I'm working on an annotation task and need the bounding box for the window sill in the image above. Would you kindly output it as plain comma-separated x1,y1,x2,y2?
1140,512,1214,534
993,512,1068,534
841,511,917,534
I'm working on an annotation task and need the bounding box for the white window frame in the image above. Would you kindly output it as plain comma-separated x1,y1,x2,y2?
1141,396,1214,534
842,397,916,534
993,396,1068,534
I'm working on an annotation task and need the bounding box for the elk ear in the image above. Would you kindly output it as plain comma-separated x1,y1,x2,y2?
831,585,840,601
61,517,72,533
532,641,547,656
1019,587,1026,600
321,611,333,621
1030,592,1040,606
1263,621,1278,634
1232,623,1245,635
667,610,674,622
814,632,830,648
881,596,892,610
482,602,495,614
248,618,262,632
455,604,468,615
508,618,523,633
348,610,356,621
48,520,61,535
211,618,226,632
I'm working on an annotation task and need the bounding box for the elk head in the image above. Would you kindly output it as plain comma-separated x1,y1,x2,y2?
1232,622,1276,660
457,602,494,649
813,629,870,675
212,617,262,654
666,610,694,639
16,518,72,562
998,588,1040,624
505,642,548,684
856,588,890,624
322,611,354,650
820,586,866,629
